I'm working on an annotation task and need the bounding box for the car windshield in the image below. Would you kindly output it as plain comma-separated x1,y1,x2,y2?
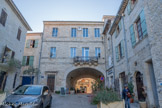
13,86,42,95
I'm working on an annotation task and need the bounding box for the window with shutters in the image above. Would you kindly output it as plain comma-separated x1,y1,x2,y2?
22,56,34,66
129,9,147,47
71,47,76,58
95,28,100,37
26,40,38,48
127,0,138,15
0,9,7,26
17,28,21,41
50,47,56,58
52,28,58,37
115,40,124,62
83,28,88,37
71,28,76,37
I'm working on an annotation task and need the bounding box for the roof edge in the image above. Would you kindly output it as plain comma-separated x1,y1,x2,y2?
6,0,32,31
109,0,128,35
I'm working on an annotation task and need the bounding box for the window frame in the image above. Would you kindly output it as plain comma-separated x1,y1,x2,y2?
50,47,56,58
71,28,77,37
0,9,7,26
52,28,58,37
17,28,22,41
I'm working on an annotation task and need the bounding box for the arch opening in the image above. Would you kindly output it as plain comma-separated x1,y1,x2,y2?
66,67,104,94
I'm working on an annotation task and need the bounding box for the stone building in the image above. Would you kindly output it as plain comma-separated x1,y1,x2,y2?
21,32,42,85
39,21,107,92
0,0,31,91
103,0,162,107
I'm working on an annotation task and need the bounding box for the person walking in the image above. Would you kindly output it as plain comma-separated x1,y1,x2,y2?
122,84,131,108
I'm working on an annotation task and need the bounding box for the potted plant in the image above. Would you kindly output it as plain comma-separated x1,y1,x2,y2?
91,79,124,108
91,89,124,108
128,82,134,103
70,87,75,94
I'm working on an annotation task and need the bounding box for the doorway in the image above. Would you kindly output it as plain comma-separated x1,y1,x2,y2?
136,72,145,101
47,75,55,92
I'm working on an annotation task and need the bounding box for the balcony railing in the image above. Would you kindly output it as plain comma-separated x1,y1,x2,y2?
73,56,98,66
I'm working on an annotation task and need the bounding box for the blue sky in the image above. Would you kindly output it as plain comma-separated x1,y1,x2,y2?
13,0,122,32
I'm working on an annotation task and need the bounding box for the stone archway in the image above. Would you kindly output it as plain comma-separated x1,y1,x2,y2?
66,67,105,93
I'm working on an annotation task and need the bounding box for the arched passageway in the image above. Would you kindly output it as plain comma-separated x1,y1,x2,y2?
66,67,104,93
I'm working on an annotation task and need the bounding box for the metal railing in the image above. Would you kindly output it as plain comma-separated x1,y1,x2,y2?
73,56,98,64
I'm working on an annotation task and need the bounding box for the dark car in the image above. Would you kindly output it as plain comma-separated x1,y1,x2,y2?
1,85,52,108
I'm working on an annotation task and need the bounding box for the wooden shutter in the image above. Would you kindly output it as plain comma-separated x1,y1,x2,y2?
140,9,147,37
115,46,119,62
34,40,39,48
17,28,21,41
0,9,7,26
129,24,136,46
127,0,131,15
29,56,34,66
121,40,125,57
26,40,30,48
22,56,26,66
119,20,122,31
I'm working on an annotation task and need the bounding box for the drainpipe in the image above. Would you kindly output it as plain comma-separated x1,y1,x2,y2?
38,26,45,84
121,14,130,81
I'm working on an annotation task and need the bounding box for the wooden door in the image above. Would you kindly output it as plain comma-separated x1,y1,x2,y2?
136,72,145,101
47,75,55,92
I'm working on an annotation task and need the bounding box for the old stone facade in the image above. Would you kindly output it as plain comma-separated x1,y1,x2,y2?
0,0,31,92
103,0,162,107
39,21,107,92
21,32,42,85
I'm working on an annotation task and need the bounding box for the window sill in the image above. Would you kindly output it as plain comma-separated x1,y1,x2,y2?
132,34,148,48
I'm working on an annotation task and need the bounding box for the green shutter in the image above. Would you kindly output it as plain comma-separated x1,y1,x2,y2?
26,40,30,48
140,9,147,37
34,40,39,48
121,40,125,57
115,46,119,62
119,20,122,31
22,56,26,66
29,56,34,66
127,0,131,15
129,24,136,47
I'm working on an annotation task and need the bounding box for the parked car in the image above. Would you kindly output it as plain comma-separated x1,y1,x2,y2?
1,85,52,108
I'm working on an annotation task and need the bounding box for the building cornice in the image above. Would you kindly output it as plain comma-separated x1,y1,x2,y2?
109,0,128,35
43,21,104,25
102,20,111,35
6,0,32,31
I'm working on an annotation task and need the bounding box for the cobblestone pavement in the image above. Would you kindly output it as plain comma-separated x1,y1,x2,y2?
51,94,140,108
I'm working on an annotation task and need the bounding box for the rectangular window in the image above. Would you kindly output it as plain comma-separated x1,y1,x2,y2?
136,18,143,40
26,40,39,48
83,28,88,37
115,40,124,62
52,28,58,37
71,28,76,37
82,47,89,60
0,9,7,26
17,28,21,41
50,47,56,58
95,47,101,58
22,56,34,66
95,28,100,37
71,47,76,58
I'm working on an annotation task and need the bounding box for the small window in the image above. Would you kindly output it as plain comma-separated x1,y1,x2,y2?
71,28,76,37
52,28,58,37
22,56,34,66
83,28,88,37
50,47,56,58
136,18,143,40
0,9,7,26
95,47,101,58
95,28,100,37
17,28,21,41
71,47,76,58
